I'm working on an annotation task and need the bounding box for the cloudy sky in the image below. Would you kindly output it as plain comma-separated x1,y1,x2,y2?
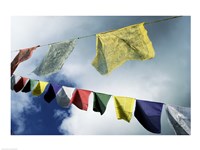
11,16,190,135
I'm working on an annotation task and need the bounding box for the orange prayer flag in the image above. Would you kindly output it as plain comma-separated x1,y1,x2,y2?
70,89,91,111
11,45,40,75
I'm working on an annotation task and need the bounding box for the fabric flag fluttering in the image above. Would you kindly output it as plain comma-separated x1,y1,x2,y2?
21,79,39,93
70,89,91,111
11,75,21,90
56,86,75,108
13,77,29,92
114,96,135,122
11,45,40,76
134,99,163,133
33,40,76,76
10,74,191,135
93,92,111,115
32,81,48,96
44,83,61,103
92,22,155,75
166,105,191,135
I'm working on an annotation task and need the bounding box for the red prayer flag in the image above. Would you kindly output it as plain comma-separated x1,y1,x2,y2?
13,77,29,92
70,89,91,111
11,45,40,75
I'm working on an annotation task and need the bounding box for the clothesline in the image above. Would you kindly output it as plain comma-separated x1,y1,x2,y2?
11,16,182,52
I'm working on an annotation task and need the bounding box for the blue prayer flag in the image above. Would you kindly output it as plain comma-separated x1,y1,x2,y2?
44,83,61,103
134,99,164,133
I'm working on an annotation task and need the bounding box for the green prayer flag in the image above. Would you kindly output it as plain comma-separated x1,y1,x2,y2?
93,92,111,115
30,79,38,90
22,79,38,92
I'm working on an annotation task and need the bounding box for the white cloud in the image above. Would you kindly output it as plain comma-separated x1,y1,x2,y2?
58,96,143,135
11,92,41,134
53,109,70,120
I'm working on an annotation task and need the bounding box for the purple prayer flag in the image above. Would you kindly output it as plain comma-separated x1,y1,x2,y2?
44,83,61,103
134,99,164,134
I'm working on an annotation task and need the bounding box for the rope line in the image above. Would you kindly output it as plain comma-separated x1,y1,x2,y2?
144,16,182,25
11,16,182,52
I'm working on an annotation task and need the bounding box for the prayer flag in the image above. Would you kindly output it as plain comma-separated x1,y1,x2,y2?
32,81,48,96
166,105,191,135
93,92,111,115
70,89,91,111
21,79,39,93
134,99,163,133
114,96,135,122
33,40,76,76
44,83,61,103
11,45,40,75
11,75,21,90
56,86,75,108
13,77,29,92
92,22,155,75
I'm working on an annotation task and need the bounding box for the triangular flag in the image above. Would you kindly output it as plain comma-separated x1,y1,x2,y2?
134,99,163,134
32,81,48,96
166,105,191,135
33,40,76,76
13,77,29,92
114,96,135,122
11,45,40,75
11,75,21,90
44,83,61,103
92,22,155,75
93,92,111,115
21,79,39,93
56,86,75,108
70,89,91,111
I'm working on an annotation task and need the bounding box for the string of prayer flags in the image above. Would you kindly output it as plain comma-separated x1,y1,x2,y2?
22,79,39,93
165,105,191,135
11,45,40,76
93,92,111,115
33,40,76,76
114,96,136,122
134,99,163,133
11,75,191,134
70,89,91,111
32,81,48,96
44,83,61,103
56,86,75,108
11,75,21,90
11,17,181,77
13,77,29,92
92,22,155,75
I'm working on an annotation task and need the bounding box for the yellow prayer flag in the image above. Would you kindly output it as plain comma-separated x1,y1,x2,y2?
92,22,155,75
114,96,136,122
32,81,48,96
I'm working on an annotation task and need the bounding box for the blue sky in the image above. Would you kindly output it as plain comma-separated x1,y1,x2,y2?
11,16,190,135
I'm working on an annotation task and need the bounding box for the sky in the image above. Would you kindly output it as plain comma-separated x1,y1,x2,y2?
11,16,190,135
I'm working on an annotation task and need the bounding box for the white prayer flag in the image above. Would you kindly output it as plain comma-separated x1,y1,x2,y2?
33,40,76,76
56,86,75,108
166,105,191,135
